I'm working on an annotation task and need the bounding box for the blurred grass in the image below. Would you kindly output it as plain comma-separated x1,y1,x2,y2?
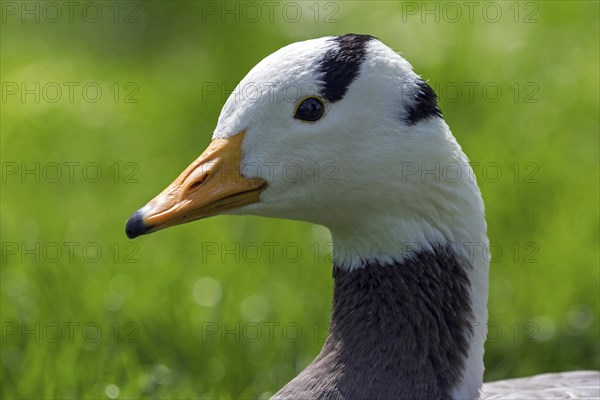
1,1,599,398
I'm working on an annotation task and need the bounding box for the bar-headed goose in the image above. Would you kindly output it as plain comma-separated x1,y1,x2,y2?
126,34,599,399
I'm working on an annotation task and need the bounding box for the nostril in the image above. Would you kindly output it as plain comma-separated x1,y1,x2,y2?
187,174,208,193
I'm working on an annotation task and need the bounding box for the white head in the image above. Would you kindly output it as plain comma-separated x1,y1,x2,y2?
212,35,487,269
126,34,489,398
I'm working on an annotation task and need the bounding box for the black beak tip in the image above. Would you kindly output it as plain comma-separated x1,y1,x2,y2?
125,210,150,239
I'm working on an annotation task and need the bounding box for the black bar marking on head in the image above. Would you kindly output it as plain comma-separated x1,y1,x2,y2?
319,34,374,103
405,79,443,125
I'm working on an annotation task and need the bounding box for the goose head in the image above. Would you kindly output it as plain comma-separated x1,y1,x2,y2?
126,34,489,399
126,34,486,267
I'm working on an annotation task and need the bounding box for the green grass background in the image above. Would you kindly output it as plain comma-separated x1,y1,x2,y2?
1,1,599,398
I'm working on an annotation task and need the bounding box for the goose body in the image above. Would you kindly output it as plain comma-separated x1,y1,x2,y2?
126,34,599,399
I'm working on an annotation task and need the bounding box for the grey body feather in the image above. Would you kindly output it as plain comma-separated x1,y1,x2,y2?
273,244,474,399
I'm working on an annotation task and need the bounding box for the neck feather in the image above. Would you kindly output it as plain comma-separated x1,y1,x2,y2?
274,244,483,400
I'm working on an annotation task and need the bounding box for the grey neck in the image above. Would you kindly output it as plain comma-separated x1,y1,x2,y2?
274,244,474,400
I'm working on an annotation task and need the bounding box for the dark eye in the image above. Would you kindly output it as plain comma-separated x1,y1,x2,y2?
294,97,325,122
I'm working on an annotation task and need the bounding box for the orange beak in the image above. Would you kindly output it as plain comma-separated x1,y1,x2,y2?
125,131,267,238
